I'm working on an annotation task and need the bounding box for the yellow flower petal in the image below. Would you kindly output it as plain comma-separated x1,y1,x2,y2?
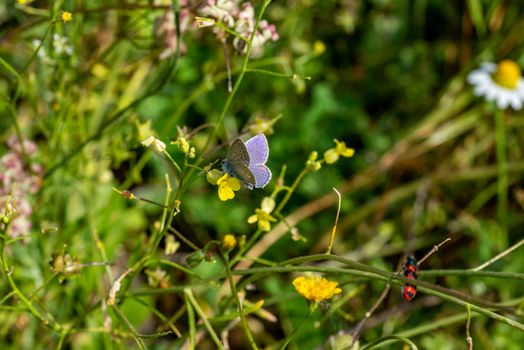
323,148,339,164
258,219,271,232
217,174,228,185
247,215,258,224
292,275,342,302
229,177,241,191
334,140,355,158
218,185,234,201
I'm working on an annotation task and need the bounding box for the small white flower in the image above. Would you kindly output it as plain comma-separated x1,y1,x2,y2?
141,136,166,153
52,34,73,56
32,39,47,58
467,60,524,110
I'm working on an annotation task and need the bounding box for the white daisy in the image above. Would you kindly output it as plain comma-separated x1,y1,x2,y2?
467,60,524,110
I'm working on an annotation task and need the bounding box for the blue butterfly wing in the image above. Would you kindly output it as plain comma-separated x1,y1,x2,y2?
227,138,250,163
249,164,272,188
245,134,269,165
231,161,256,189
223,138,255,189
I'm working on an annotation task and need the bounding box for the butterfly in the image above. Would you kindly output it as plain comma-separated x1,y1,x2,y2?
222,134,272,189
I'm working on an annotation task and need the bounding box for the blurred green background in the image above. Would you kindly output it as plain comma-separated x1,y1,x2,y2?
1,0,524,349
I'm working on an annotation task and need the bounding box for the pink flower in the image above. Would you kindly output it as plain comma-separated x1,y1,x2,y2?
198,0,279,56
157,1,192,60
0,137,42,238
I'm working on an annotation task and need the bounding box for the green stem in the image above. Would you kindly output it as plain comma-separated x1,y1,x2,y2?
222,251,259,350
275,167,309,214
0,237,61,332
279,304,315,350
231,166,309,266
184,289,223,349
185,293,196,350
494,108,508,236
111,304,147,349
163,149,182,174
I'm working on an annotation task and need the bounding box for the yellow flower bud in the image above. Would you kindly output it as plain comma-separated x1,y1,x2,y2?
323,148,339,164
206,169,223,185
60,11,73,23
222,234,237,250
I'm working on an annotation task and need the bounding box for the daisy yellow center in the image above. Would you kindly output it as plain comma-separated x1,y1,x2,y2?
493,60,521,89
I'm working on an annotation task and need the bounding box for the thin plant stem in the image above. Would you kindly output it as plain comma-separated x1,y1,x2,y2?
326,188,342,255
417,238,452,266
162,150,182,174
494,108,508,234
471,237,524,271
222,251,259,350
466,304,473,350
278,305,315,350
168,227,201,251
0,237,61,332
111,304,147,349
185,293,196,350
184,289,223,349
351,281,392,345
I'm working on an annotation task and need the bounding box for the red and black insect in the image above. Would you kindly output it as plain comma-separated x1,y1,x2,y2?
401,255,418,301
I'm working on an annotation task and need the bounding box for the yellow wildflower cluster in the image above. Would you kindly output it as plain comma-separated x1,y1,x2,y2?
171,136,196,158
324,139,355,164
248,197,276,232
306,151,322,171
292,275,342,303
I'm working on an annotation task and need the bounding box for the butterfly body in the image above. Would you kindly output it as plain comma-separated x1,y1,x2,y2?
222,134,272,189
401,255,418,301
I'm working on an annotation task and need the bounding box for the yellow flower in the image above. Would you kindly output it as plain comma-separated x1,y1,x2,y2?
247,197,277,231
306,151,321,171
164,234,180,255
217,174,241,201
292,275,342,303
313,41,326,55
171,137,190,154
222,234,237,250
141,136,166,153
324,139,355,164
61,11,73,23
92,63,109,79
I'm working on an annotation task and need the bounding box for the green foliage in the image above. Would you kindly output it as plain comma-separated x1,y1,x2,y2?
2,0,524,349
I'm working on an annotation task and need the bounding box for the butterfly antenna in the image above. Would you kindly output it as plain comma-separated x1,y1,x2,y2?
326,187,342,255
